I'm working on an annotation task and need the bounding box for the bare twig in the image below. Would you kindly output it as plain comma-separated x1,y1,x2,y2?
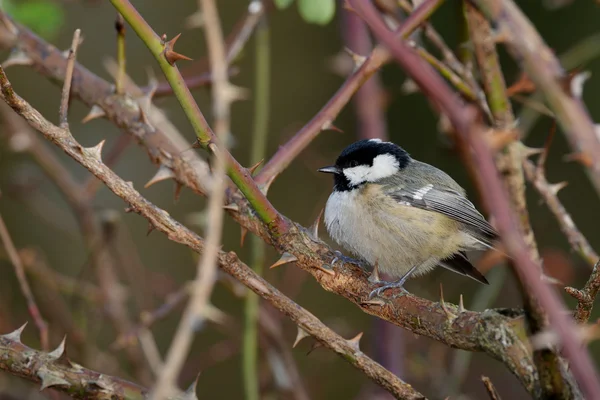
524,160,598,266
59,29,81,129
566,260,600,324
351,0,600,398
481,376,502,400
0,214,49,351
151,0,235,397
0,68,424,399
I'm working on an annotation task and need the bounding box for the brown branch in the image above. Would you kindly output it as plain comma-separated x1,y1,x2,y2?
471,0,600,199
0,214,49,351
350,0,600,398
58,29,80,129
0,66,425,400
0,326,174,400
524,160,598,266
0,14,543,396
566,260,600,324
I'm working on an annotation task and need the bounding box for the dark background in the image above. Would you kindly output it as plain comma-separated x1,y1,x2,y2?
0,1,599,398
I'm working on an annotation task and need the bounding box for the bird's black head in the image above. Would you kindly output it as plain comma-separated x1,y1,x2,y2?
318,139,411,191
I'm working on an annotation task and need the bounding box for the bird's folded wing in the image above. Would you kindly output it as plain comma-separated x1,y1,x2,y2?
389,184,498,243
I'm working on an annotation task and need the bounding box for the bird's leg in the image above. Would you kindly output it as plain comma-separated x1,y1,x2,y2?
368,264,419,299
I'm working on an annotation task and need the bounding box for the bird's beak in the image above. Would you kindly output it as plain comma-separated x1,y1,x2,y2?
318,165,341,174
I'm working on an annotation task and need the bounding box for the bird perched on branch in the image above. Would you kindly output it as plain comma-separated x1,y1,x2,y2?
318,139,498,299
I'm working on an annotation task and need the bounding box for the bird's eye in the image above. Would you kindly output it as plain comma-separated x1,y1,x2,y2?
349,160,359,167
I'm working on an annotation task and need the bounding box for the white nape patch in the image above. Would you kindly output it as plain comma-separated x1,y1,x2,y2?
413,184,433,200
343,153,399,186
369,138,382,143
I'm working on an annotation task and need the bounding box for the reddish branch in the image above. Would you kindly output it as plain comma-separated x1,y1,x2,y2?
349,0,600,398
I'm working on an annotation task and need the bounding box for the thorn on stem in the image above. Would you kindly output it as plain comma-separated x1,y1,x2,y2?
347,332,363,352
1,322,27,342
240,227,248,247
309,208,324,240
144,165,176,188
162,33,193,66
293,327,311,348
81,105,106,123
2,48,33,68
85,140,105,161
269,252,298,269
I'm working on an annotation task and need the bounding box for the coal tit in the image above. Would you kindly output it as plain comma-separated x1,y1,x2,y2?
318,139,498,298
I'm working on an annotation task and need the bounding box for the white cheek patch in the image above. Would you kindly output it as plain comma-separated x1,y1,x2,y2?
369,154,400,180
343,165,371,186
343,153,400,186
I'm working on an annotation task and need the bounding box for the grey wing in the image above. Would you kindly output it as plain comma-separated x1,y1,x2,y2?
389,183,498,245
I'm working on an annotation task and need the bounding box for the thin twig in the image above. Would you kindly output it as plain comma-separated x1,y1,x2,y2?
351,1,600,398
0,213,49,351
0,68,425,399
481,376,502,400
244,10,270,400
151,0,232,396
524,160,598,266
59,29,80,129
566,260,600,324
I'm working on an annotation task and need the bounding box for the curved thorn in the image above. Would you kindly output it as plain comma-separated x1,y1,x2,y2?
269,252,297,269
293,327,310,348
1,322,28,342
145,165,176,188
84,140,105,161
347,332,363,352
2,48,33,68
81,105,106,123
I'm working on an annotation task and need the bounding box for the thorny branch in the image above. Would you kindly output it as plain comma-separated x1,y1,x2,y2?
0,6,544,398
351,0,599,398
463,4,570,399
0,66,424,399
566,260,600,324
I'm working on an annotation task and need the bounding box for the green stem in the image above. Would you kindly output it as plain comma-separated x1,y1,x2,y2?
243,17,270,400
109,0,287,235
115,13,126,94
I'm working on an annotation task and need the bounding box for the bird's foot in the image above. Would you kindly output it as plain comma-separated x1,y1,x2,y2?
368,264,418,299
368,279,409,300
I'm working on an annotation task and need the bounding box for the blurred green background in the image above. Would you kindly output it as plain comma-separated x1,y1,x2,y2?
0,0,599,399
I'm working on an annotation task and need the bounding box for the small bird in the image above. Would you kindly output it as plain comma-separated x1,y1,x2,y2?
318,139,498,299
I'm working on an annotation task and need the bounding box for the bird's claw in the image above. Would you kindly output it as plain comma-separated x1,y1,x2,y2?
368,279,409,300
331,250,362,267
